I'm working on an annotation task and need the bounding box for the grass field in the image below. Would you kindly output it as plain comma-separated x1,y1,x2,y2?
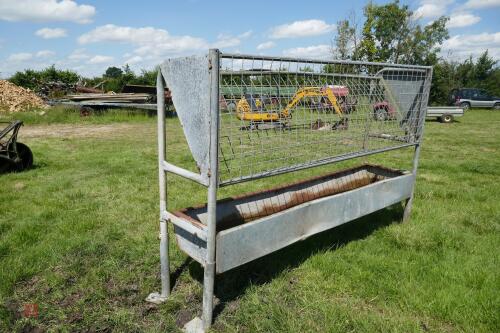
0,108,499,332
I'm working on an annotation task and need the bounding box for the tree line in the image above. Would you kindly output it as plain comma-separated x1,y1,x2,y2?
9,64,157,97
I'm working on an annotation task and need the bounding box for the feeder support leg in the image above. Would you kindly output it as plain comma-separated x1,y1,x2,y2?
201,49,220,331
147,70,170,304
403,142,421,222
404,67,431,222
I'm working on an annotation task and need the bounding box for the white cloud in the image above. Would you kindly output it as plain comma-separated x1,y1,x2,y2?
442,32,500,59
414,4,444,19
282,44,331,59
8,52,33,62
447,13,481,28
211,30,252,49
413,0,453,19
35,27,67,39
270,19,335,39
257,41,275,50
68,48,89,60
36,50,56,58
124,55,144,65
88,55,114,64
78,24,251,64
78,24,208,57
212,33,241,48
238,30,252,38
463,0,500,9
0,0,95,24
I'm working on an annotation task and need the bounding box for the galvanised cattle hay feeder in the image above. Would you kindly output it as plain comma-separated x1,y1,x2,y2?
147,49,432,332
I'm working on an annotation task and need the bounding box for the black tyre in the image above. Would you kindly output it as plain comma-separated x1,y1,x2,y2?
14,142,33,171
440,114,453,124
460,102,470,111
374,107,387,121
493,103,500,110
0,155,16,173
226,102,236,112
80,106,94,117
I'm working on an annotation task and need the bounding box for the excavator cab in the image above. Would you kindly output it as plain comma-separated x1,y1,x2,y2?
236,94,280,122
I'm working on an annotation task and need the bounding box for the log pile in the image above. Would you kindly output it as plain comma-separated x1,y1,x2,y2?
0,80,47,113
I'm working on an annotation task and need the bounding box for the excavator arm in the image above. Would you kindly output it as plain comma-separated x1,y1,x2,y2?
235,86,344,123
280,87,343,118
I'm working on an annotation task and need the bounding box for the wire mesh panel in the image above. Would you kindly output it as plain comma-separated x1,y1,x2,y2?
218,54,431,185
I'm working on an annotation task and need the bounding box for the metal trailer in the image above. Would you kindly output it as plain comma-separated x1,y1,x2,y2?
147,49,432,332
426,106,464,123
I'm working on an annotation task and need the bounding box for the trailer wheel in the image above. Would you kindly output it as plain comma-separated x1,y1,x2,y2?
227,102,236,112
374,107,387,121
460,102,470,111
80,106,94,117
440,114,453,124
14,142,33,171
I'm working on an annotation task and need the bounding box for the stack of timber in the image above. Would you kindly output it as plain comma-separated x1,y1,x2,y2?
65,92,152,104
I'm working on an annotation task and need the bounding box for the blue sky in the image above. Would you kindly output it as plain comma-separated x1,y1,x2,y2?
0,0,499,78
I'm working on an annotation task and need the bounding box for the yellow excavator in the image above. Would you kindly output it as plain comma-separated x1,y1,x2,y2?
236,86,345,123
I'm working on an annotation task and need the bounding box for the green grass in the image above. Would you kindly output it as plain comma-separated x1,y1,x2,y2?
0,108,499,332
1,105,158,125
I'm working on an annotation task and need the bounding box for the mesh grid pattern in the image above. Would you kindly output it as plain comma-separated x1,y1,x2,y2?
218,54,431,185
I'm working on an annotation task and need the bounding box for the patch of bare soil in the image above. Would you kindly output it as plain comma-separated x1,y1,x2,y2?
18,123,155,140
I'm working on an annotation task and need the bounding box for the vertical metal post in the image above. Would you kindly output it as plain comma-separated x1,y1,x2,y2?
403,67,432,222
202,49,220,330
157,71,171,298
147,71,170,303
403,143,421,221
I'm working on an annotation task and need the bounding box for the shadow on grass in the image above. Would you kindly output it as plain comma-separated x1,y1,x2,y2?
179,202,405,320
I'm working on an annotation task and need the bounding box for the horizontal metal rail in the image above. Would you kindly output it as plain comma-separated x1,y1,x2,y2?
220,70,382,80
221,52,433,70
163,210,207,241
162,161,207,185
219,143,417,186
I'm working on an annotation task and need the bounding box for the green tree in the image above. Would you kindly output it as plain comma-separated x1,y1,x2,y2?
335,19,356,60
356,3,377,62
354,1,448,64
104,66,123,78
474,50,497,81
9,65,79,92
403,17,449,65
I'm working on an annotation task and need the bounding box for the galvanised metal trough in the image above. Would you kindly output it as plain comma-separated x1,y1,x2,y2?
146,49,432,332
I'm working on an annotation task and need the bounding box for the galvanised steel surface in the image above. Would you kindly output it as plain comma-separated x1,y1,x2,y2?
148,49,432,333
160,54,212,186
172,165,414,273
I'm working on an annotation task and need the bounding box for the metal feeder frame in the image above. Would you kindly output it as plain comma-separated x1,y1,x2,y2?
147,49,433,332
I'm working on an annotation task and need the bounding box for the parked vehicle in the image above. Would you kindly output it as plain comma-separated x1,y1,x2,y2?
426,106,464,123
449,88,500,110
